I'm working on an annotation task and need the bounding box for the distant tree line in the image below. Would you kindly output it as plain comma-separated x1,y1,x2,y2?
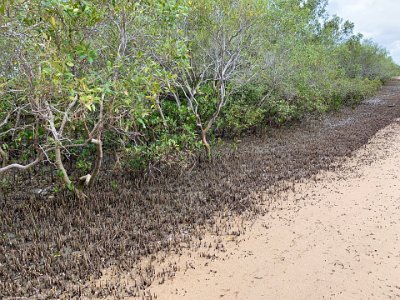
0,0,399,198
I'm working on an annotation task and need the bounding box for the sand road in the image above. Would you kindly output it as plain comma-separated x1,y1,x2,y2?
149,121,400,299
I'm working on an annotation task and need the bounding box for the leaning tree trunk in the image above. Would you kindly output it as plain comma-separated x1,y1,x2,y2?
201,129,212,160
55,146,86,200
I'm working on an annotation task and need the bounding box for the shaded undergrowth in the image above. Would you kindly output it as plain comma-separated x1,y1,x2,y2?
1,79,400,298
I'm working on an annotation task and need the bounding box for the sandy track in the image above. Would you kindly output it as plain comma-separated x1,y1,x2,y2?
150,121,400,299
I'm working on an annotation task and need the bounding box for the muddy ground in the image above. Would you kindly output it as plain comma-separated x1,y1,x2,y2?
149,109,400,300
1,79,400,298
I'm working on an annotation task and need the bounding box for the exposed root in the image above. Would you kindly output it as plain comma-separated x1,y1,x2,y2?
1,80,400,298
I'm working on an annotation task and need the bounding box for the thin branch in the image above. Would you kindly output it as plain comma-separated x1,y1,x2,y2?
0,111,11,128
59,95,79,136
0,155,42,173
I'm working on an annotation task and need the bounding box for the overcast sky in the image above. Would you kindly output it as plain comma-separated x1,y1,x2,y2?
326,0,400,64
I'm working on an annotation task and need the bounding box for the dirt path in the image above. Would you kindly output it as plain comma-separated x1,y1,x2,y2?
149,121,400,299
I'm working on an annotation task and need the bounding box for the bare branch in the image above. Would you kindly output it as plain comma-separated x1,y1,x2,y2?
87,94,105,187
0,111,11,128
0,155,42,173
59,95,79,136
79,174,92,186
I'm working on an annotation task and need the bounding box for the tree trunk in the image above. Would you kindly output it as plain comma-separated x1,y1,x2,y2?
201,129,211,160
0,147,8,167
88,138,103,187
55,146,86,199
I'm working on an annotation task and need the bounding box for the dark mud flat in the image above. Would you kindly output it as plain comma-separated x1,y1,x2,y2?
2,79,400,299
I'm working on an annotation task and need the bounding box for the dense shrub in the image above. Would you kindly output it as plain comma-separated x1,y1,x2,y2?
0,0,399,195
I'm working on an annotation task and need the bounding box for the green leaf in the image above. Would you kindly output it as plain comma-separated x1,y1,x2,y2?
137,118,146,128
49,16,56,27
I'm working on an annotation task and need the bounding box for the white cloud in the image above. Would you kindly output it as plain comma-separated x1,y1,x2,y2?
327,0,400,64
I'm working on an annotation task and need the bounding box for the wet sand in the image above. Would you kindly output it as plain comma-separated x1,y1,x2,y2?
150,121,400,299
3,80,400,298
